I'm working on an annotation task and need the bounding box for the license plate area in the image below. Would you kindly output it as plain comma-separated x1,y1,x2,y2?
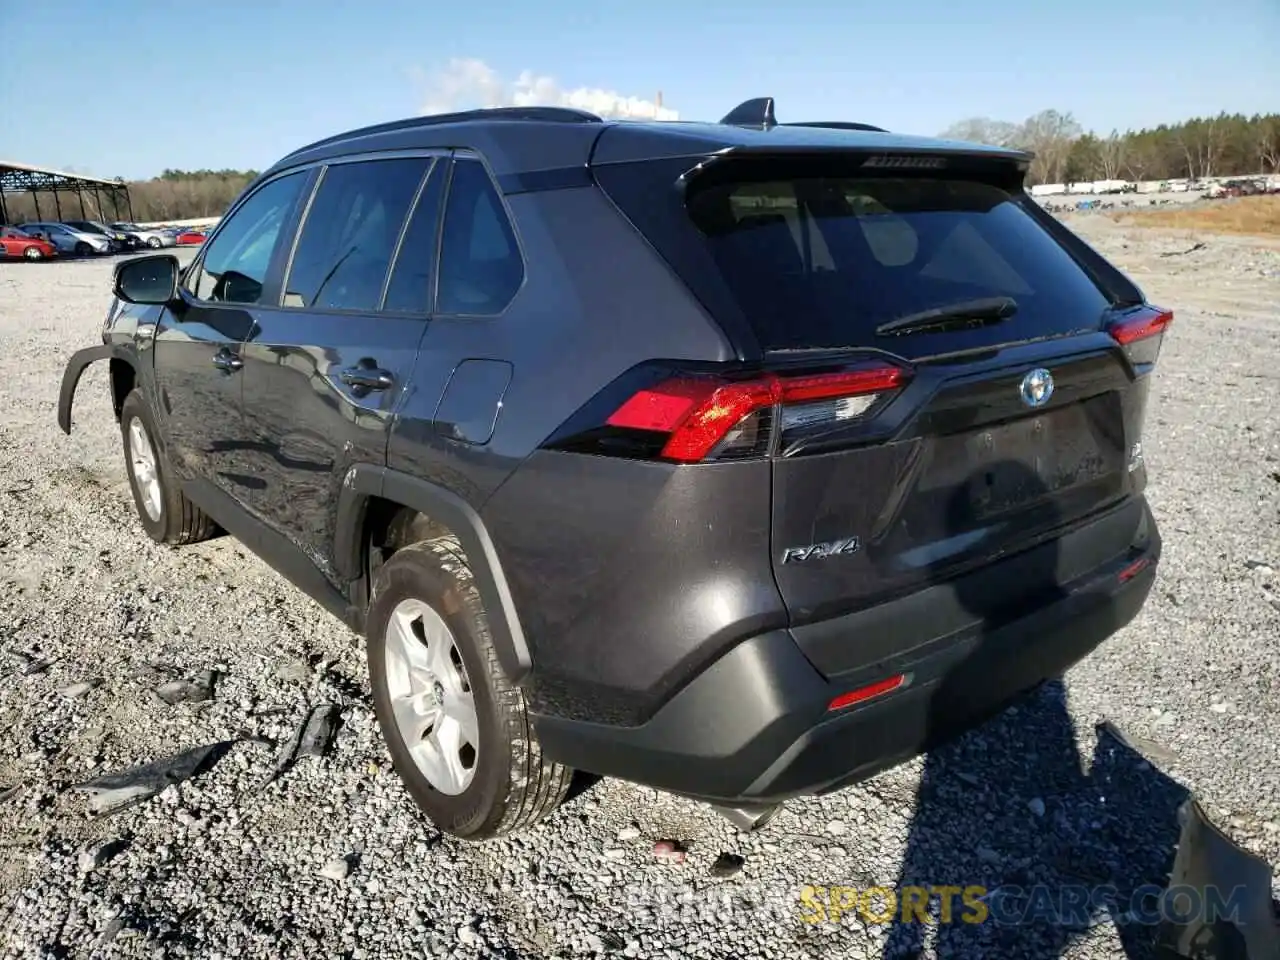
924,403,1118,520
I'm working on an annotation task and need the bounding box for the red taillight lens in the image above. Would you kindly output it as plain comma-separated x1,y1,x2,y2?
1109,308,1173,346
1108,306,1172,370
606,364,909,463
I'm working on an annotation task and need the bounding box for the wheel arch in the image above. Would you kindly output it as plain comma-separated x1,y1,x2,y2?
339,465,533,685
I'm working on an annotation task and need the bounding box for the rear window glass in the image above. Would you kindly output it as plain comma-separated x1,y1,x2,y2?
685,177,1110,351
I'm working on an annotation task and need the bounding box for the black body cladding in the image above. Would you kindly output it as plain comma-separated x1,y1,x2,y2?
59,98,1167,808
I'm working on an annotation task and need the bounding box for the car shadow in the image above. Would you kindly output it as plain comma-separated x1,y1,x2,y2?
878,461,1186,959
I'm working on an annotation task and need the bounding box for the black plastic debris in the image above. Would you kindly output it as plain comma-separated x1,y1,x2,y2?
710,852,746,878
1154,799,1280,960
259,703,341,790
71,740,235,816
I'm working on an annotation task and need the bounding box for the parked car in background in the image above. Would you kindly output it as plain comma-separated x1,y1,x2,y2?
20,222,113,255
110,222,178,249
0,226,57,260
62,220,133,251
174,229,206,246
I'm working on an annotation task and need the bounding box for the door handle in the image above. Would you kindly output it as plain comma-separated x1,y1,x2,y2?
212,350,243,372
340,367,394,391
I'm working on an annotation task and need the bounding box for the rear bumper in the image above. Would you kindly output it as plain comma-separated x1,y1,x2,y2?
533,501,1160,804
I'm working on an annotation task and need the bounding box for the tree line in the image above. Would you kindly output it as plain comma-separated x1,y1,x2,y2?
941,111,1280,186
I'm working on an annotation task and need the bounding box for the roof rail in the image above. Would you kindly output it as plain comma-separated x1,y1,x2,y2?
783,121,888,133
281,106,604,162
717,99,889,134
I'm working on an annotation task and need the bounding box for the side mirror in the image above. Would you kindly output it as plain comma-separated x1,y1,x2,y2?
113,254,179,306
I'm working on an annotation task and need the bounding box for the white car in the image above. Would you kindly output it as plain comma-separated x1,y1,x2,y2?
110,221,177,249
20,222,113,256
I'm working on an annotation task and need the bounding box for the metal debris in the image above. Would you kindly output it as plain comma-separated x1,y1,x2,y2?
71,740,235,816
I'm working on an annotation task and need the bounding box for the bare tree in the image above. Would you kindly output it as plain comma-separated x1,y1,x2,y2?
1019,109,1083,184
1259,119,1280,172
1098,130,1127,180
938,117,1024,148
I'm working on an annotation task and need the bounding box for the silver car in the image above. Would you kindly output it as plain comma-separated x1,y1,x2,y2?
109,221,177,249
21,222,113,256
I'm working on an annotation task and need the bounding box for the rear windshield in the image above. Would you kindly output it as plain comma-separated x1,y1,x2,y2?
683,175,1111,352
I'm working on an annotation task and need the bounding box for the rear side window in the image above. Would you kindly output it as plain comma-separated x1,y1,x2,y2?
684,175,1110,352
436,159,523,316
283,157,431,312
382,159,448,314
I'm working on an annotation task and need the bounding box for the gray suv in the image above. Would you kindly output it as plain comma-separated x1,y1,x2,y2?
57,98,1168,840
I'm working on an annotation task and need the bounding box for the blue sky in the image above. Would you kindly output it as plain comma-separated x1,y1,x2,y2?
2,0,1277,181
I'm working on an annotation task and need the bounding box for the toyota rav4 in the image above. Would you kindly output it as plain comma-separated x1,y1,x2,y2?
57,97,1167,840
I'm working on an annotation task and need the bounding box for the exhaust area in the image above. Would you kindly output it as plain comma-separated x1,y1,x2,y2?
709,802,782,833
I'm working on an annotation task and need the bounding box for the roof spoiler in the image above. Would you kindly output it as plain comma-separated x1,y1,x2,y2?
718,97,888,134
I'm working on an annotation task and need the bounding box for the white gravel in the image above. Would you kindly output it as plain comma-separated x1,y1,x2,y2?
1,223,1278,959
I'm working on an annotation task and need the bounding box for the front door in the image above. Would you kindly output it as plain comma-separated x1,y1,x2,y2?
238,154,445,584
152,169,312,502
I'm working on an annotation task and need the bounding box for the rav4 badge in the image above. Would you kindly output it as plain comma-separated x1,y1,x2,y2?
781,536,862,564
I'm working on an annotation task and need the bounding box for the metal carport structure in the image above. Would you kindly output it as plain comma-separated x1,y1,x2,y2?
0,160,132,226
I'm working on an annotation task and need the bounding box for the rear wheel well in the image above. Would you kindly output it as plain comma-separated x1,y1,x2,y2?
361,497,460,606
109,358,136,421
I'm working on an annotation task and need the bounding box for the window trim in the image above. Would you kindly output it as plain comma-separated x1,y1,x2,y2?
273,151,448,319
431,149,528,320
376,156,445,316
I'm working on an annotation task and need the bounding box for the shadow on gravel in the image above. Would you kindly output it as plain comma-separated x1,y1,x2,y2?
879,463,1195,959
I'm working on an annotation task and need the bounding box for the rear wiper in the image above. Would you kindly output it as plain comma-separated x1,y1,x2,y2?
874,296,1018,337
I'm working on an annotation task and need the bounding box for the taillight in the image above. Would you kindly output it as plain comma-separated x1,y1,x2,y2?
602,363,909,463
1108,305,1172,371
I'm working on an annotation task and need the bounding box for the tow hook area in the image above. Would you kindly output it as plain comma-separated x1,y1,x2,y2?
709,802,782,833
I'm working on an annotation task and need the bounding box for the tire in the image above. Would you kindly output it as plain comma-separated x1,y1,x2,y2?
366,537,572,840
119,389,217,546
147,237,161,249
23,247,42,261
74,241,92,256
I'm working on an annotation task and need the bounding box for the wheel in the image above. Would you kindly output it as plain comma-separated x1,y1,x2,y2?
119,389,217,545
366,537,573,840
74,241,92,256
23,247,43,261
147,236,161,249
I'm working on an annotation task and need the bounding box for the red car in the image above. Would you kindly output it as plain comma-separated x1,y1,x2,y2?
0,227,57,261
175,230,206,246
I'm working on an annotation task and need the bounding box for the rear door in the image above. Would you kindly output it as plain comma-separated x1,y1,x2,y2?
597,155,1166,625
238,153,445,583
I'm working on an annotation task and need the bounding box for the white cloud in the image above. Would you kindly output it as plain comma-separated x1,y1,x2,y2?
416,58,678,121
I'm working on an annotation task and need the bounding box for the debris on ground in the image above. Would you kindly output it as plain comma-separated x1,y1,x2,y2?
319,856,352,881
259,703,341,789
710,852,745,878
60,678,103,699
153,669,216,706
651,840,686,863
1155,799,1280,959
71,740,235,815
1096,719,1180,766
78,838,129,873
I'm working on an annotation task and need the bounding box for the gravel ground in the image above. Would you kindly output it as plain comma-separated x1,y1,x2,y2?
1,222,1278,960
